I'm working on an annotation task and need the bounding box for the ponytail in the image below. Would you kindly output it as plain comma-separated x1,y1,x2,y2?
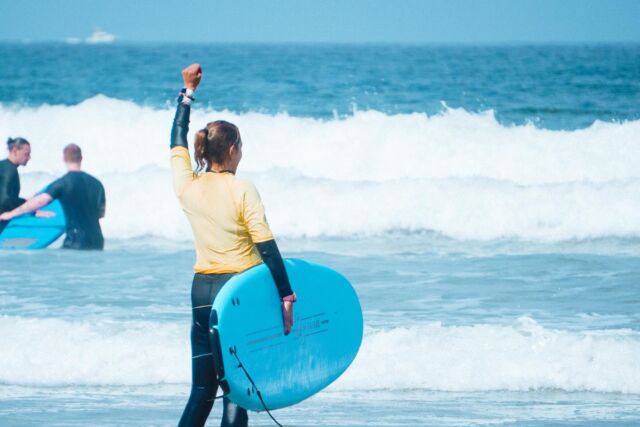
194,128,209,174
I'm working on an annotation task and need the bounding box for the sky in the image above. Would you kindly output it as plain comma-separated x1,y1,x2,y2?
0,0,639,44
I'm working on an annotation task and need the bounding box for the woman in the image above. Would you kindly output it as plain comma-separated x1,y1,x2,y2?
171,64,296,427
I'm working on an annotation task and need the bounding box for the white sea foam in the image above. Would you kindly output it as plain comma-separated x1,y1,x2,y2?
0,316,190,386
335,318,640,394
1,316,638,393
1,96,639,242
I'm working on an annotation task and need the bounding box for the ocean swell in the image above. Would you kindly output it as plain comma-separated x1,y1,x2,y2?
2,96,639,242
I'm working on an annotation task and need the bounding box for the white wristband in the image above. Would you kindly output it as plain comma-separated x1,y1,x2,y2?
181,88,195,105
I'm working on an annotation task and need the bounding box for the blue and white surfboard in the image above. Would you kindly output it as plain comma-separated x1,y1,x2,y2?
0,189,65,249
210,259,363,411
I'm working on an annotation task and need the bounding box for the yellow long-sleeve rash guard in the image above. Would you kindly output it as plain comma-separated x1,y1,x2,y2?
170,146,273,274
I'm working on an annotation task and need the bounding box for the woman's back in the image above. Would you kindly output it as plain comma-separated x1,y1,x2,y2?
171,146,273,274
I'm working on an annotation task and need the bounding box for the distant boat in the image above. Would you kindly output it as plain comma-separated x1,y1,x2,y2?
85,30,116,44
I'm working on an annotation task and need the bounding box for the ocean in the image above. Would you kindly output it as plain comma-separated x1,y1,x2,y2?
0,43,639,426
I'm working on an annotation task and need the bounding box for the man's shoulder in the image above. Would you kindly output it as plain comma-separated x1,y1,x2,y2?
77,171,104,187
0,159,14,172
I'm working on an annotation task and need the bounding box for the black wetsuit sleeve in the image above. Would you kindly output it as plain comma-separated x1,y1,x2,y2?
255,239,294,299
170,94,190,149
45,176,65,200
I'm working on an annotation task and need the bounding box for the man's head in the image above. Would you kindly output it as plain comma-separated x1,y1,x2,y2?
63,143,82,166
7,137,31,167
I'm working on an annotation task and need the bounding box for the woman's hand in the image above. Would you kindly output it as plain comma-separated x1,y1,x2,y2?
182,63,202,90
281,293,297,335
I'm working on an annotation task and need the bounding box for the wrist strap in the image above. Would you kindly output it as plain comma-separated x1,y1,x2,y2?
178,88,195,104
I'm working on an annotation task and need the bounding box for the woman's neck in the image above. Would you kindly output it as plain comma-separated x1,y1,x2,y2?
208,163,235,174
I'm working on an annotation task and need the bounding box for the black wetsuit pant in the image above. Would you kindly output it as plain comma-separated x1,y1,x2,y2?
178,273,249,427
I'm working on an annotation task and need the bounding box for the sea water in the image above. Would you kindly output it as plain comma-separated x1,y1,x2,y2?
0,43,639,426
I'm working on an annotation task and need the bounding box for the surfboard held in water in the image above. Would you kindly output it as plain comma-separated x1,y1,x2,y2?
0,189,65,249
210,259,363,411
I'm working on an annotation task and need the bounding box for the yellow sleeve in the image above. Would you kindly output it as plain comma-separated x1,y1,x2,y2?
241,181,274,243
170,146,193,198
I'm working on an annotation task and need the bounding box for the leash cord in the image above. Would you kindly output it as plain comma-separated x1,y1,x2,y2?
229,347,284,427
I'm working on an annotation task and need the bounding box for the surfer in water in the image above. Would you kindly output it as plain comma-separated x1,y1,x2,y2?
0,144,106,250
0,137,31,233
171,63,296,427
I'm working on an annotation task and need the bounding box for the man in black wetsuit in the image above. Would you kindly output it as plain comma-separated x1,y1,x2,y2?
0,137,31,233
0,144,106,250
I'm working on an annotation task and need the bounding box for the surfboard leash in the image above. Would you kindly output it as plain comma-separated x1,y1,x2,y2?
229,347,284,427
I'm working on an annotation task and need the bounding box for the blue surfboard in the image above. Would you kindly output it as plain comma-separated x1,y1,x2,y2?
210,259,363,411
0,189,66,249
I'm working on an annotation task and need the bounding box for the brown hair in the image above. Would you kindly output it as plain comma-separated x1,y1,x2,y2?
194,120,241,174
6,137,30,152
63,143,82,163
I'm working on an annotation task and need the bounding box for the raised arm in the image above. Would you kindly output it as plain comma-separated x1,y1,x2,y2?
170,64,203,197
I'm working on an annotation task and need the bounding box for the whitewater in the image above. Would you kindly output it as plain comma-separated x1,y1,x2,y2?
1,315,639,394
2,96,640,245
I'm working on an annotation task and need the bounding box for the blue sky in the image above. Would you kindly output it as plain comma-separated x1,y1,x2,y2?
1,0,639,43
